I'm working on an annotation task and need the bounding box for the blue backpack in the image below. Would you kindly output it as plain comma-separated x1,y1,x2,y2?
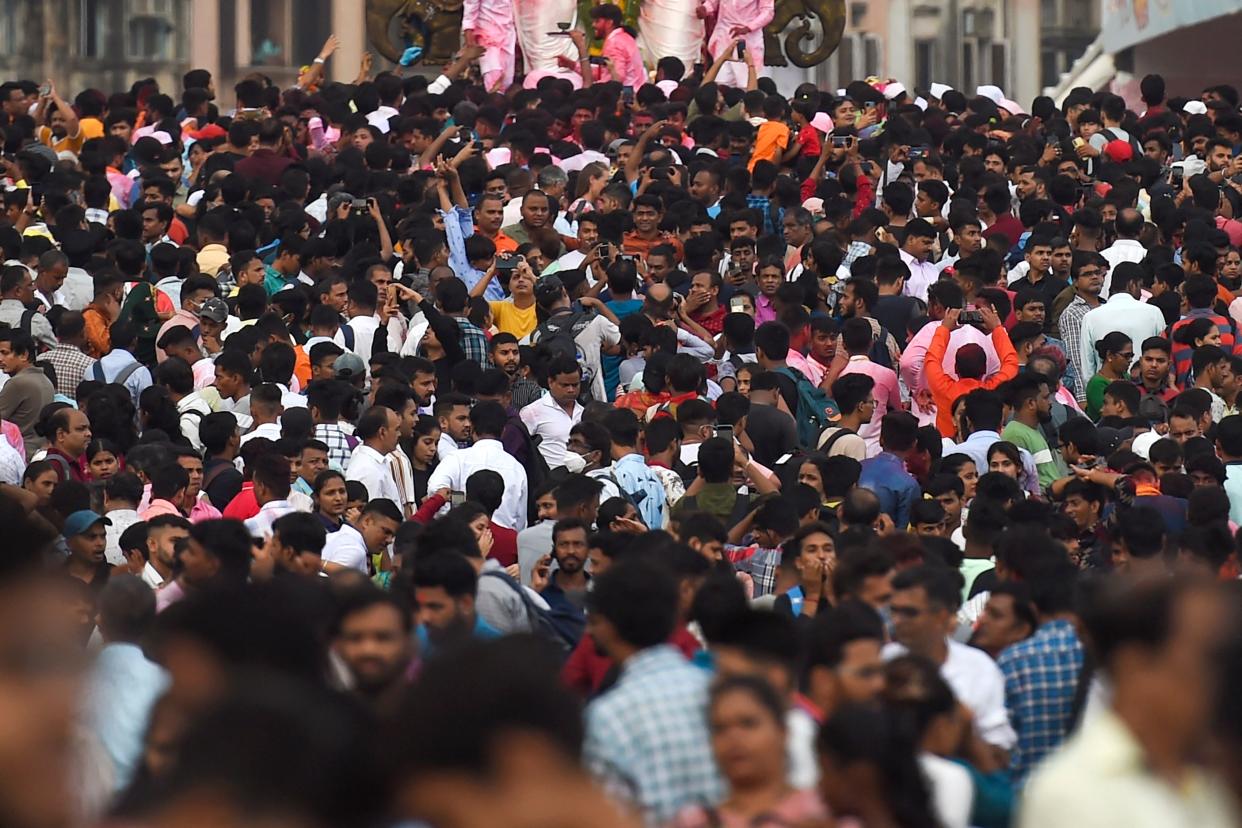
774,366,841,447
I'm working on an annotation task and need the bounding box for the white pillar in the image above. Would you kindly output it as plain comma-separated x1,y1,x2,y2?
332,0,366,83
235,0,251,69
190,0,221,81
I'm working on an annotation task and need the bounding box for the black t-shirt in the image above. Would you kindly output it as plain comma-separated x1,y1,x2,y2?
771,369,800,418
203,458,244,511
873,294,922,348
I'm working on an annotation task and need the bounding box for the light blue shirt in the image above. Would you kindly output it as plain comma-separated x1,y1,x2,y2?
84,642,169,791
1225,463,1242,526
611,453,667,529
440,206,505,301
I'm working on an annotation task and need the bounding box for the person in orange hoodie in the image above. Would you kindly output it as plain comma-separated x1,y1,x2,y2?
925,306,1018,438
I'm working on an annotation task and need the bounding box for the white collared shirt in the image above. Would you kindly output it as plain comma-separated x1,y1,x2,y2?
141,561,166,590
427,438,529,531
240,421,282,446
519,394,583,470
345,444,402,504
1077,292,1166,378
1098,239,1147,299
883,638,1016,750
322,522,368,572
244,499,295,540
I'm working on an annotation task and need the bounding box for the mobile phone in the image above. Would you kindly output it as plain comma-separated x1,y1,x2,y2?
450,490,466,506
588,56,607,66
619,253,635,262
496,254,520,271
865,101,876,110
38,83,51,97
730,296,746,312
473,140,484,151
352,198,369,216
909,145,929,160
959,307,984,325
736,41,746,59
1170,165,1184,187
1046,135,1060,148
715,425,734,442
832,136,851,148
597,241,611,257
622,86,634,105
1072,137,1086,148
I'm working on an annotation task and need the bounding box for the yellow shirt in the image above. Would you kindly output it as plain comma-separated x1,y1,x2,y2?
490,300,538,340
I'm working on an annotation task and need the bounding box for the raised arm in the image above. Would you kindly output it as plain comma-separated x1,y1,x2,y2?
419,124,461,169
567,30,594,88
298,35,339,90
700,40,735,85
625,119,668,184
45,81,78,137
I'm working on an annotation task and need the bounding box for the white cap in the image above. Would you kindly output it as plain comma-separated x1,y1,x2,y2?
1183,100,1208,115
883,82,907,101
976,85,1004,104
656,79,679,96
836,88,847,98
999,98,1026,116
1131,431,1161,460
485,147,512,167
913,97,928,111
802,197,825,216
929,83,953,100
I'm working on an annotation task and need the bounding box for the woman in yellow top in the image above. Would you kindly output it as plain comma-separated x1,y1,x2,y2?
472,256,539,340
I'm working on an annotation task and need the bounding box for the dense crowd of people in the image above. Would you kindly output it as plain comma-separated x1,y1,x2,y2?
4,10,1242,828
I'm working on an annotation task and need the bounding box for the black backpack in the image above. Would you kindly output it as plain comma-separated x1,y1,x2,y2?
531,308,597,401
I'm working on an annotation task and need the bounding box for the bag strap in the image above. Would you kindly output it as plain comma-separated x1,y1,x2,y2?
202,461,231,492
19,308,35,339
91,360,106,382
479,569,561,639
819,426,854,454
114,360,143,386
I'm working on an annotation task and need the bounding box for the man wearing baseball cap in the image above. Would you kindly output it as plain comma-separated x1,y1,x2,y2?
65,510,112,590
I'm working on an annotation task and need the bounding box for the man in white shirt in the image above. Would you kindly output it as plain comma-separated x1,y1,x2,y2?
427,401,528,531
345,405,403,504
520,355,585,470
1078,262,1166,379
1097,209,1147,299
897,218,941,302
238,384,283,446
435,392,474,459
243,454,298,540
883,564,1016,751
322,498,403,574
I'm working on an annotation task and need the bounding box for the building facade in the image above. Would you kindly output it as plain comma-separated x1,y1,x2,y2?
0,0,368,104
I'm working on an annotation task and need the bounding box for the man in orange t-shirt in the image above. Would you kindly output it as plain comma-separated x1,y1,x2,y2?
748,98,792,172
474,193,517,254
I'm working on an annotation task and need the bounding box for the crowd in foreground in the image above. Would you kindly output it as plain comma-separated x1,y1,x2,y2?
4,12,1242,828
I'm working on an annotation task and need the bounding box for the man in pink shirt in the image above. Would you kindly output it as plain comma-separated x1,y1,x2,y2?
464,0,516,92
589,4,648,90
699,0,774,87
898,283,999,426
838,318,902,457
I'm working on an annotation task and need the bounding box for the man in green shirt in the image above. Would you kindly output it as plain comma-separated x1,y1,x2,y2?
1002,372,1066,491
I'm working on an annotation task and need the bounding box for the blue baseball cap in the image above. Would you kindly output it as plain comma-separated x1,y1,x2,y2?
64,510,111,538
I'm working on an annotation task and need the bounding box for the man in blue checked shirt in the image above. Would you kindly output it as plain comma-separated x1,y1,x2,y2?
583,560,722,825
997,558,1084,782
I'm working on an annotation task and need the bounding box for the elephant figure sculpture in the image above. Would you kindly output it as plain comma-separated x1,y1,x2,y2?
764,0,846,67
366,0,464,65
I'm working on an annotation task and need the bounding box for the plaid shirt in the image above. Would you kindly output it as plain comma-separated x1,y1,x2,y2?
457,317,490,368
997,618,1084,781
745,194,779,237
842,239,873,271
725,543,782,597
315,423,356,469
584,645,722,825
36,343,96,398
1057,296,1093,400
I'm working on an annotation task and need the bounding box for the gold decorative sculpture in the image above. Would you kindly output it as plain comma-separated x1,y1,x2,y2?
365,0,845,68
